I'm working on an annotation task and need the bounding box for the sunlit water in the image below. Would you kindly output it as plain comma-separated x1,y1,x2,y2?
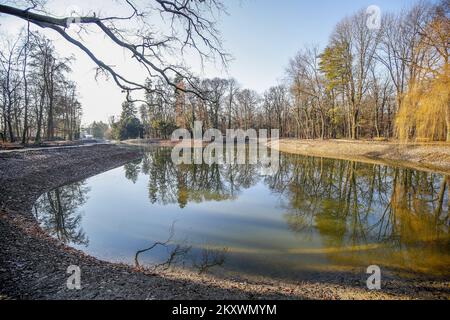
33,147,450,281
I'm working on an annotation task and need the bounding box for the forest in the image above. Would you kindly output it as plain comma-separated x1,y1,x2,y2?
111,1,449,142
0,29,82,143
1,1,449,143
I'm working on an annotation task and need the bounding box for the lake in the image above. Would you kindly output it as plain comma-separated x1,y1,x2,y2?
33,147,450,281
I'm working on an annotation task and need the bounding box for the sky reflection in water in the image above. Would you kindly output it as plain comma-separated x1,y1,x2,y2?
34,147,450,280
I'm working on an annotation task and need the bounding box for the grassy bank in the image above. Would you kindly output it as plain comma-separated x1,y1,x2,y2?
268,139,450,175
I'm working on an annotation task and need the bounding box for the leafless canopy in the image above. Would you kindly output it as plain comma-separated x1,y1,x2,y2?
0,0,229,101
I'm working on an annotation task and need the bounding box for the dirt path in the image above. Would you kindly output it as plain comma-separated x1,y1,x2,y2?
0,144,448,300
0,142,111,154
269,139,450,175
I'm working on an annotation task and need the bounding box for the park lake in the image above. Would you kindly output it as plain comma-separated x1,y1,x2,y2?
33,147,450,281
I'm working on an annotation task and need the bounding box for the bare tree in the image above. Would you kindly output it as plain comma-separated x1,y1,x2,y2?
0,0,229,102
0,36,22,142
226,78,239,130
288,46,328,139
331,10,382,139
263,85,290,137
202,78,229,129
235,89,259,131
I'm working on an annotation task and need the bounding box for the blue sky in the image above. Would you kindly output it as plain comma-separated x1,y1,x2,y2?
217,0,423,91
1,0,428,123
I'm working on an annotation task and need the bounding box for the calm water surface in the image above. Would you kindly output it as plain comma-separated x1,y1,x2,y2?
33,147,450,280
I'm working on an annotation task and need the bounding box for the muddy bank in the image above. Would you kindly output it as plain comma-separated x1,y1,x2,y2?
0,144,448,300
0,140,106,151
269,139,450,175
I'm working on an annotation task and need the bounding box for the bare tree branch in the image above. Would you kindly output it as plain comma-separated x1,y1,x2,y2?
0,1,229,102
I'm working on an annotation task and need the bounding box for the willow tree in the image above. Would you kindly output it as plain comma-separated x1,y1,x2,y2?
420,0,450,142
396,65,449,142
395,1,449,142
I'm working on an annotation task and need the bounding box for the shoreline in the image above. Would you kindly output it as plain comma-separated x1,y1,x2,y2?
268,139,450,176
0,144,449,300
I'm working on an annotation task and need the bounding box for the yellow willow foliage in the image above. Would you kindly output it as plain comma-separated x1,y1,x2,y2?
396,65,450,142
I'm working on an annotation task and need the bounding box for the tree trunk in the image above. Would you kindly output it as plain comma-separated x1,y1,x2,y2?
446,100,450,142
35,92,45,143
320,112,325,140
351,111,358,140
21,25,30,144
47,95,54,140
22,69,29,144
6,101,14,143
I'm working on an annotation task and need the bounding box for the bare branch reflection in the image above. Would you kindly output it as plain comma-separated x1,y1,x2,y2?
134,221,227,274
193,247,228,274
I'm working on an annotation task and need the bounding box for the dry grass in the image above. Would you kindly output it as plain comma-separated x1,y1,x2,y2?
268,139,450,175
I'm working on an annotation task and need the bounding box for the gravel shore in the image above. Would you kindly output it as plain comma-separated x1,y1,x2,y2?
0,144,448,300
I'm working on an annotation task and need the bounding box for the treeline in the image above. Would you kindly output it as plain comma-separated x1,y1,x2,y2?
0,30,82,143
83,104,145,141
4,1,447,144
128,1,447,142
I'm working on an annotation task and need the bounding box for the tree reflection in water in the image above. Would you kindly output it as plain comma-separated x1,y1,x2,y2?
139,147,261,208
266,155,449,274
32,147,449,277
33,181,90,246
129,148,449,275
